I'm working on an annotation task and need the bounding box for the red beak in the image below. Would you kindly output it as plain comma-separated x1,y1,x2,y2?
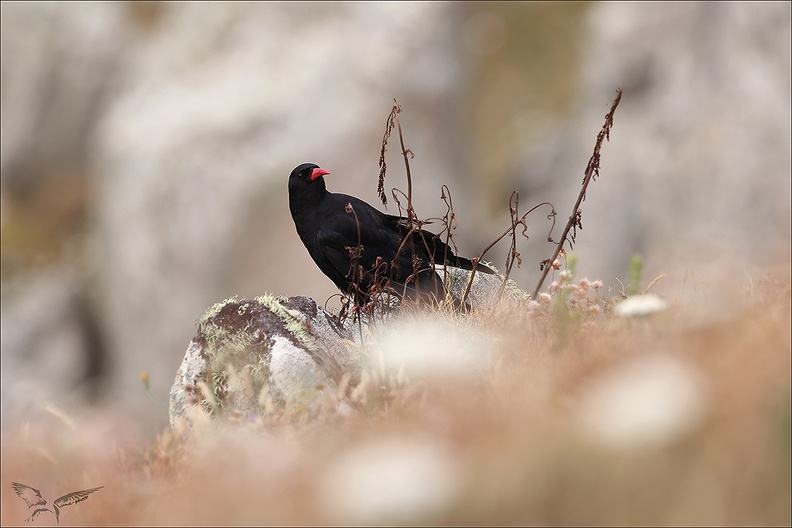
310,167,330,181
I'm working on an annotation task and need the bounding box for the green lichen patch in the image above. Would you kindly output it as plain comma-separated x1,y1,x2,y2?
199,295,240,326
254,294,317,351
189,295,328,416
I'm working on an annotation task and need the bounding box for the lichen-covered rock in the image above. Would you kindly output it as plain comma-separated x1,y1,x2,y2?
443,263,529,308
169,269,527,429
169,295,362,428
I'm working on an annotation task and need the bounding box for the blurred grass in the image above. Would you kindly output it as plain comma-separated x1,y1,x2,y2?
1,269,789,525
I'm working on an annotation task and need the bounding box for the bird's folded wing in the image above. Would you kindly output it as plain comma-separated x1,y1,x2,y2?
316,229,359,277
385,219,496,274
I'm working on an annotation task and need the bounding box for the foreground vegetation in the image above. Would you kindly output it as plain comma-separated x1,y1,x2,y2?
2,265,790,526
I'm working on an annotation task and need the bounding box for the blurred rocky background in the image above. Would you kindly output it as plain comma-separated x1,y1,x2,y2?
2,2,789,438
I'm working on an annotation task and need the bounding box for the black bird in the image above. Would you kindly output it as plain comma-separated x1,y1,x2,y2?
11,481,103,524
288,162,494,307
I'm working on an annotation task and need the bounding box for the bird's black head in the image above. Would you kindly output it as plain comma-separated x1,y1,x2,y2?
289,163,331,213
290,163,330,186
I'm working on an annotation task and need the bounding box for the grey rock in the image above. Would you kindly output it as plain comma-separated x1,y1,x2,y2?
1,2,127,186
443,263,529,308
510,2,791,291
168,271,519,428
169,295,361,428
0,270,104,429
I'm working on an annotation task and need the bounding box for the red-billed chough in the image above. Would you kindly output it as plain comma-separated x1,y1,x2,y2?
288,162,495,308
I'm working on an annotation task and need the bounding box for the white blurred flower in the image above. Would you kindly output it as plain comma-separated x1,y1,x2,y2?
318,437,460,524
577,354,706,449
525,300,542,311
615,294,667,317
371,316,487,379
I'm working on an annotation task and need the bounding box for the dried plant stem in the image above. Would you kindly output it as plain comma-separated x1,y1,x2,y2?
497,192,522,302
378,103,399,207
461,201,555,305
530,88,622,300
393,104,417,230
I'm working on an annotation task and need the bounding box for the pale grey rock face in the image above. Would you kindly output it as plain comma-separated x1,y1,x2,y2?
269,335,330,405
1,2,129,432
169,339,207,428
1,2,127,181
443,264,528,308
510,2,791,292
0,271,103,429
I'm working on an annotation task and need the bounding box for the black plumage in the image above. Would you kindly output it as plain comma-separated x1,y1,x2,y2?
288,163,494,307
